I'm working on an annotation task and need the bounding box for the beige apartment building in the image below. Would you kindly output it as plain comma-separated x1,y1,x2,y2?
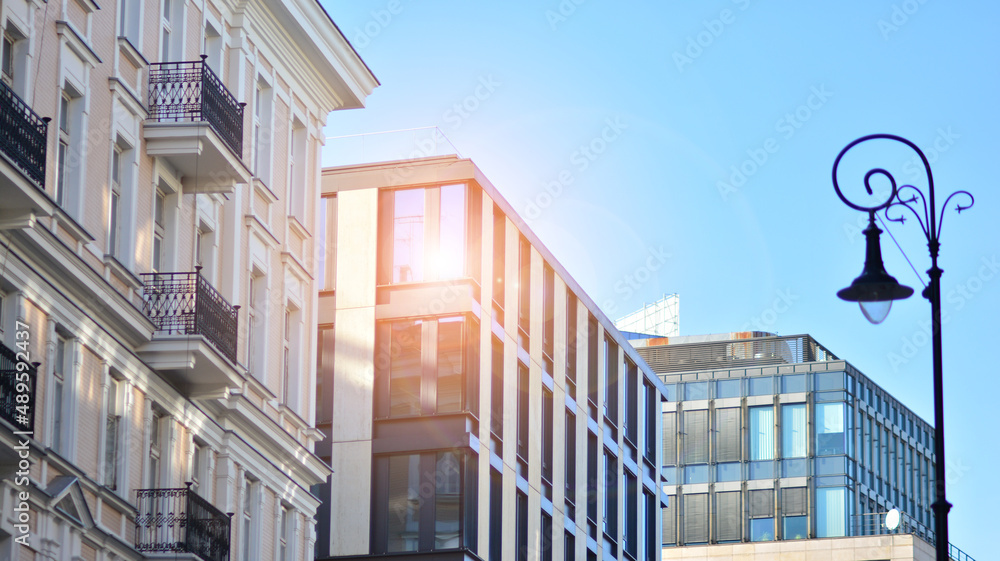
0,0,375,559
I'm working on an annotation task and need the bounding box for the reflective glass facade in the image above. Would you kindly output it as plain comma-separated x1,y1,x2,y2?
640,335,935,547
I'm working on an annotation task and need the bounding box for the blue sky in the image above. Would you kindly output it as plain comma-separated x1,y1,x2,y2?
321,1,999,555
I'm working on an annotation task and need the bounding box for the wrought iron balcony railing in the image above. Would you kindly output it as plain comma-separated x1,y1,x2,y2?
135,484,232,561
148,56,244,157
140,268,239,364
0,340,37,433
0,80,48,187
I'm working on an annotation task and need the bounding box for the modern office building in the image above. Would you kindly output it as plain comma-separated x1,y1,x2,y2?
0,0,375,559
629,332,973,560
314,155,669,561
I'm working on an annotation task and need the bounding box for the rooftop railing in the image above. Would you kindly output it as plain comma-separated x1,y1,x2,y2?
639,334,839,374
140,268,239,364
135,484,232,561
0,340,36,433
0,80,48,187
852,511,975,561
148,56,244,157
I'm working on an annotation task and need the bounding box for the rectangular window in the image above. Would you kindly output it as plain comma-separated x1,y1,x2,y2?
565,412,576,505
515,492,528,561
644,491,656,561
1,32,13,85
662,496,676,545
153,189,165,272
517,236,530,335
683,493,708,544
565,532,575,561
542,387,554,488
782,403,807,458
816,402,845,456
388,320,422,417
602,451,617,540
565,291,577,395
490,336,503,438
662,411,676,465
489,469,502,561
56,93,72,207
715,491,741,542
604,337,618,423
749,489,774,542
52,336,68,452
682,409,708,464
108,145,122,258
749,406,775,461
643,382,656,461
586,314,598,415
816,487,847,537
387,454,420,552
242,478,257,560
781,487,808,540
253,80,273,182
542,263,554,359
435,452,461,549
624,360,638,445
541,511,553,561
714,407,740,463
492,206,505,310
104,377,122,489
586,432,597,528
191,441,205,494
383,186,469,284
516,363,529,463
278,506,290,561
392,189,424,283
436,317,464,413
623,471,637,559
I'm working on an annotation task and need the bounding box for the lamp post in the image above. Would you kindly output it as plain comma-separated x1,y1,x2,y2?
832,134,973,561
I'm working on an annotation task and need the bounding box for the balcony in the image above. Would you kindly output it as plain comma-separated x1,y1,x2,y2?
137,269,242,398
0,80,54,229
135,485,232,561
0,341,35,433
144,57,250,193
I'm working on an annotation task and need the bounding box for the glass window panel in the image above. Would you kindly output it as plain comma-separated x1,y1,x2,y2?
387,455,420,552
393,189,425,283
662,384,676,402
750,518,774,541
815,456,846,476
781,374,806,393
816,402,846,456
816,487,847,537
781,459,808,478
436,184,466,280
682,410,708,464
783,516,808,540
662,412,676,465
435,452,461,549
714,408,740,462
749,406,774,461
815,372,846,391
437,317,464,413
715,463,741,482
748,377,773,396
715,379,740,399
682,494,708,544
683,465,708,484
389,321,422,417
683,381,708,401
781,404,807,458
749,461,774,480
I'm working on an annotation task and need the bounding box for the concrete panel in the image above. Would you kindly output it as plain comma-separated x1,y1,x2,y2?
328,440,373,556
335,189,378,310
332,306,376,443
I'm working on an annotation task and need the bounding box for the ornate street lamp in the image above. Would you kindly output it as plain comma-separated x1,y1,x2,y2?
832,134,973,561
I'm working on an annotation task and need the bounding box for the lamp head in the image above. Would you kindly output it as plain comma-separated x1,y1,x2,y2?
837,213,913,324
